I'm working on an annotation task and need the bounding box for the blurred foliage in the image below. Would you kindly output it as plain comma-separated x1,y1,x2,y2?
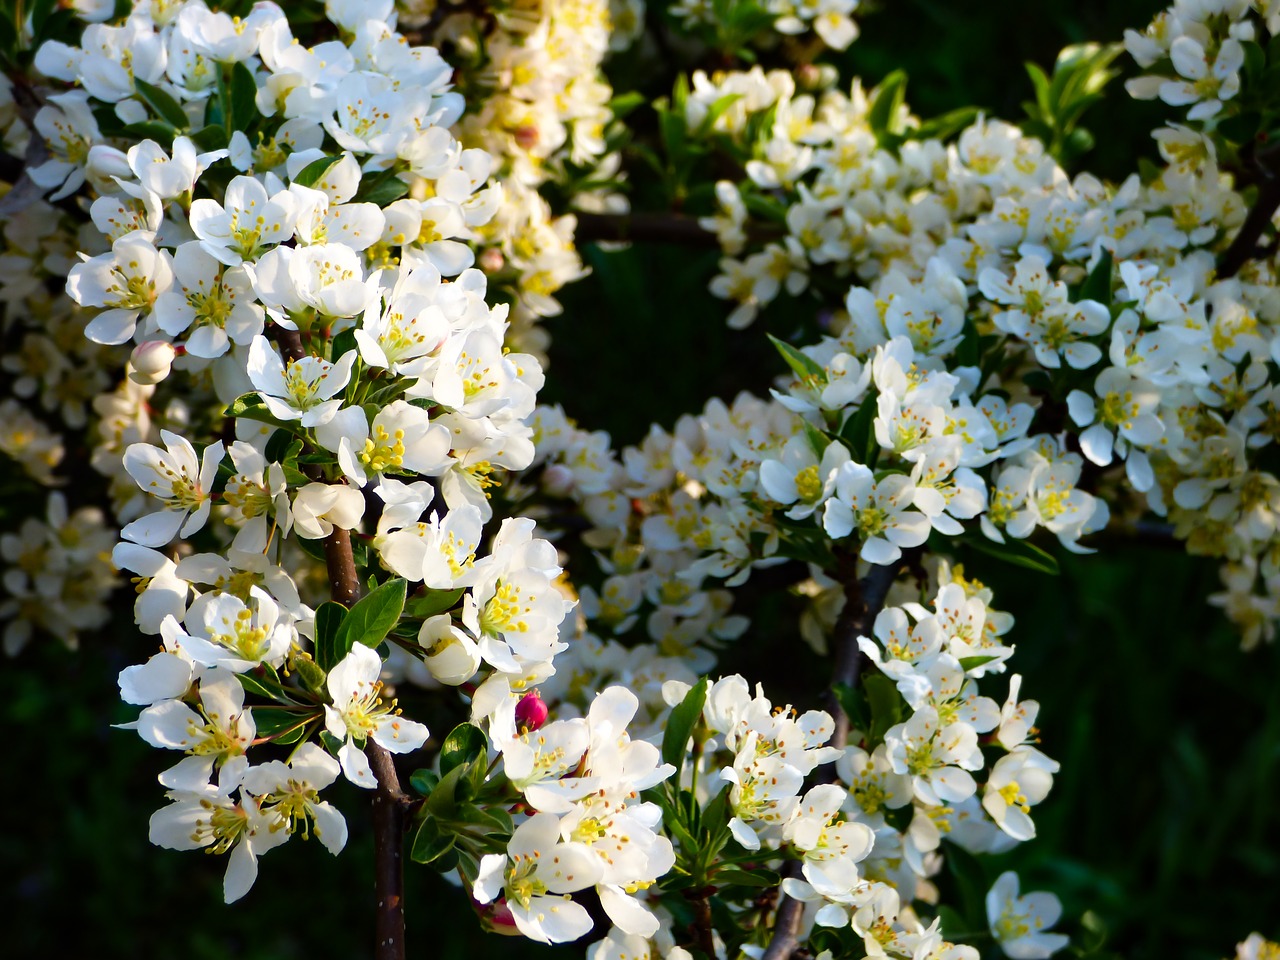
7,0,1279,958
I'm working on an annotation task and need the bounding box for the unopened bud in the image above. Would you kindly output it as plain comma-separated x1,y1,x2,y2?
513,125,540,151
128,341,177,385
514,690,548,733
478,247,505,273
479,898,522,936
292,651,328,694
542,464,575,497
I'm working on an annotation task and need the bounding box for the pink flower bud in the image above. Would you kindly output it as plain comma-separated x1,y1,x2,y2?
514,126,540,151
128,341,177,385
542,464,575,497
514,691,548,732
478,248,505,273
479,898,522,936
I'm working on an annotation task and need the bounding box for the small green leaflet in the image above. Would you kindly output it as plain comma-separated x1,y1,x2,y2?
661,677,708,771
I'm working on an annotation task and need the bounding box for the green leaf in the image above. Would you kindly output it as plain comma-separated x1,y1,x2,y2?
865,673,903,746
767,333,825,384
962,534,1060,575
359,175,411,206
313,600,349,672
662,677,708,771
425,763,467,818
332,578,407,660
910,106,980,143
439,723,487,776
189,124,229,151
713,867,780,887
253,708,315,737
867,70,908,143
607,91,646,119
410,817,457,864
122,120,179,142
802,420,830,458
832,681,870,737
406,588,463,620
228,61,258,131
957,655,999,672
1076,249,1113,307
133,79,189,129
292,155,342,189
224,392,292,429
1024,62,1052,119
237,664,299,704
410,768,439,797
696,93,743,138
839,388,880,466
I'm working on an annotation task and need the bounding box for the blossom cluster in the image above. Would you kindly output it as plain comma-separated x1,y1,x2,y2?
0,0,1276,958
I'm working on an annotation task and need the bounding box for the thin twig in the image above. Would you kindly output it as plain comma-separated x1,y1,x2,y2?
824,552,905,751
762,551,906,960
266,323,411,960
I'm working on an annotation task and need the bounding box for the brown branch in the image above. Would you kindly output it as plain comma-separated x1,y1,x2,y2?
370,742,411,960
686,891,717,960
824,551,907,751
760,863,806,960
762,550,907,960
266,322,411,960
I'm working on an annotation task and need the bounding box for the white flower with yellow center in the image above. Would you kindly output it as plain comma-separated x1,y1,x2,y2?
137,669,255,792
189,175,299,266
169,586,293,673
986,871,1069,959
68,230,174,345
823,462,930,565
324,642,429,788
473,812,602,944
149,782,287,904
242,743,348,855
121,430,224,547
246,335,356,427
315,399,452,487
982,747,1058,841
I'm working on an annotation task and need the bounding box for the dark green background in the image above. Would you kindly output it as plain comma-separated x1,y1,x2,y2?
7,1,1278,957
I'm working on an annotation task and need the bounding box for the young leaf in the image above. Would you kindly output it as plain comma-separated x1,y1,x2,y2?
410,768,439,797
962,534,1060,575
314,600,348,672
867,70,908,142
410,817,457,864
1076,249,1113,307
332,578,407,659
439,723,487,776
133,78,189,129
662,677,708,771
767,333,825,383
865,673,903,746
228,61,258,132
406,588,463,620
292,155,342,189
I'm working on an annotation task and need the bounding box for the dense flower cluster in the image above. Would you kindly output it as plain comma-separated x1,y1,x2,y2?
1,0,1277,958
